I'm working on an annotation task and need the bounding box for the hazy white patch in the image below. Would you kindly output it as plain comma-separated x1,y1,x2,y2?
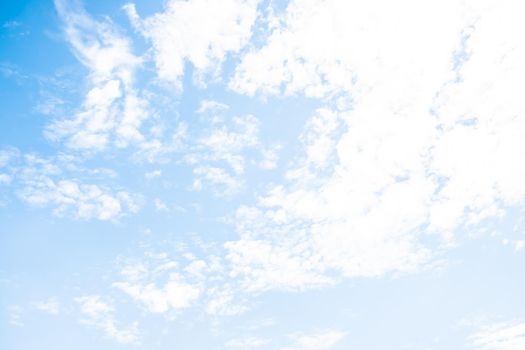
281,329,346,350
0,173,12,184
226,336,270,348
34,298,60,315
8,305,23,327
470,322,525,350
154,198,169,212
205,285,248,316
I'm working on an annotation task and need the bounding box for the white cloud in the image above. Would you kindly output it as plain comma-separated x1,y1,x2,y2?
470,322,525,350
124,0,260,87
145,169,162,180
197,99,230,117
154,198,169,211
34,298,60,315
0,148,18,185
195,114,260,174
225,234,336,292
112,248,252,317
192,166,242,196
14,153,139,221
226,336,270,348
281,329,346,350
230,0,467,98
114,277,201,313
205,285,248,316
49,0,148,150
113,255,203,314
0,147,19,168
222,0,525,292
187,105,276,195
75,295,139,344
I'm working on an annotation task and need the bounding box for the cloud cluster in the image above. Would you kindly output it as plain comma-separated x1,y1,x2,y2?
217,0,525,292
1,150,139,220
124,0,260,87
186,100,278,195
48,0,148,150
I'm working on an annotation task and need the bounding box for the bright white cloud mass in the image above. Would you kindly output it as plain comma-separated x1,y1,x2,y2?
1,0,525,349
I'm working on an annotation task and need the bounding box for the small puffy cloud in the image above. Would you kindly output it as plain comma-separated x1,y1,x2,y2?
113,256,202,314
192,166,242,196
470,322,525,350
124,0,260,87
113,277,200,313
197,99,230,116
145,169,162,180
34,298,60,315
154,198,168,212
75,295,139,344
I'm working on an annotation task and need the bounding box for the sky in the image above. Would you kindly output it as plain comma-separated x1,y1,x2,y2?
1,0,525,349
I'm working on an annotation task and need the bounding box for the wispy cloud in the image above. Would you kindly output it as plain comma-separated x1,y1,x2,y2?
470,322,525,350
75,295,139,344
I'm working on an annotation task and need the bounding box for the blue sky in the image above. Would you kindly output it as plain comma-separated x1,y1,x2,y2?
1,0,525,349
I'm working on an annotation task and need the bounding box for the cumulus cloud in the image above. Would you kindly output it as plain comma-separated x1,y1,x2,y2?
221,0,525,292
75,295,139,344
124,0,260,87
